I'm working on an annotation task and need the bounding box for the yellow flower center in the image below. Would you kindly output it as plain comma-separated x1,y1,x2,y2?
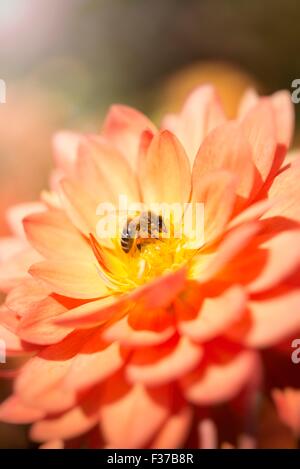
92,210,204,293
127,237,189,285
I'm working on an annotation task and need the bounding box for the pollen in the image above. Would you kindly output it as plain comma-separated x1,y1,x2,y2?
122,237,195,287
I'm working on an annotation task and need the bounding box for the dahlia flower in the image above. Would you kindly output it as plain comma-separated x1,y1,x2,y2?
0,85,300,448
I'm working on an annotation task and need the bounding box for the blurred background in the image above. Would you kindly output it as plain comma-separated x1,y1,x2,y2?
0,0,300,447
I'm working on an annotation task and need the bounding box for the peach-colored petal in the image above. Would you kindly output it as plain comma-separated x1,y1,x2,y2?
192,222,260,281
77,136,140,203
56,269,185,329
54,296,127,329
16,295,74,345
139,130,191,204
178,285,246,342
273,388,300,435
150,403,192,449
59,179,99,236
24,385,76,414
6,202,46,240
14,331,88,410
271,90,294,148
102,104,156,169
0,247,42,292
239,89,294,148
238,88,259,118
52,131,82,177
163,85,226,164
265,165,300,222
228,198,274,229
99,373,172,448
198,419,218,449
126,336,203,386
180,347,261,405
0,324,33,354
240,99,277,185
192,169,237,244
0,237,25,263
5,279,51,316
64,336,126,391
0,395,45,424
29,260,109,299
30,389,100,442
248,230,300,293
192,122,256,204
0,304,19,332
102,314,174,346
23,208,93,261
228,287,300,347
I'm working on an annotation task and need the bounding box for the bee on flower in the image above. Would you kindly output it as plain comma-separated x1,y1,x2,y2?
0,85,300,449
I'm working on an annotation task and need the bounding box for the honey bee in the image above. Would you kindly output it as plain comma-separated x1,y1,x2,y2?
120,211,167,254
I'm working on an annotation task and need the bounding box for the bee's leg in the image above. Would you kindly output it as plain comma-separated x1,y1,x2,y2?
158,215,167,233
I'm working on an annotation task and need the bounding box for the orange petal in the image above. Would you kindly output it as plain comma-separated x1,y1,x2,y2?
0,395,45,424
192,122,256,205
126,336,203,386
129,266,187,311
102,104,156,169
178,285,246,342
52,268,185,329
139,130,191,204
163,85,226,164
102,314,174,346
29,260,109,299
181,346,261,405
99,373,172,448
23,208,93,262
192,169,237,244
